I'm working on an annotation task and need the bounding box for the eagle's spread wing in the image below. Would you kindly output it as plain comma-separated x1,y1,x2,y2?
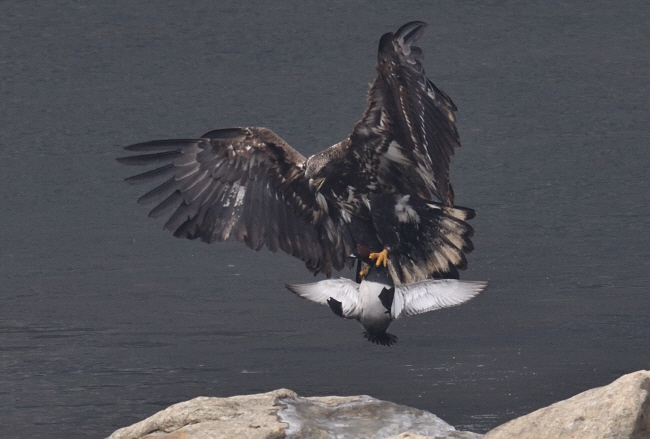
350,21,460,205
285,278,360,319
392,280,487,318
117,127,354,276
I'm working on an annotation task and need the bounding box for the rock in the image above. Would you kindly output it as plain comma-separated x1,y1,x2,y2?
106,370,650,439
106,389,480,439
483,370,650,439
106,388,297,439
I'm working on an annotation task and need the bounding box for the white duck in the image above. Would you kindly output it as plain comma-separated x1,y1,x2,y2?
286,265,487,346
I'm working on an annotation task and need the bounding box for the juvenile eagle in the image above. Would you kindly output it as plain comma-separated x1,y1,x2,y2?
118,21,475,283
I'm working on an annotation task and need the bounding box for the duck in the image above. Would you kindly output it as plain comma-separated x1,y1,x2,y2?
286,265,487,346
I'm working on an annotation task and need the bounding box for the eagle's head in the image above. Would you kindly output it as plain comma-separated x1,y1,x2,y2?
305,142,347,194
305,152,329,193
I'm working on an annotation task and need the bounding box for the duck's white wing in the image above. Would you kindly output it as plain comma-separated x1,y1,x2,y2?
286,278,360,318
392,280,487,318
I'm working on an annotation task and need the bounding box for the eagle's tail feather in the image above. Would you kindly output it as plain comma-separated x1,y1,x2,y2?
443,204,476,221
383,197,475,284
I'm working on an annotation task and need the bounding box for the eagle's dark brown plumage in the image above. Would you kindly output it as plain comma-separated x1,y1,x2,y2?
117,22,474,283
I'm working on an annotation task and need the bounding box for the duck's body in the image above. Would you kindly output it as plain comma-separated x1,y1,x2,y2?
350,266,397,345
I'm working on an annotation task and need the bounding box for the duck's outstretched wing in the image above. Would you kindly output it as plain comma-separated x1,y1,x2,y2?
117,127,355,276
392,279,487,318
285,278,360,319
349,21,460,205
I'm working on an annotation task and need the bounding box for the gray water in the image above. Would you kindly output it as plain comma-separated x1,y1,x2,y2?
1,1,649,438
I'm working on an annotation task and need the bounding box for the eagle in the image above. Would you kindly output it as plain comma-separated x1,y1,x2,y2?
286,264,487,346
117,21,475,284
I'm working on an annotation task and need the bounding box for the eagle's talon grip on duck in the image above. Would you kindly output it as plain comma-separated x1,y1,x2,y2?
369,249,389,267
358,266,370,279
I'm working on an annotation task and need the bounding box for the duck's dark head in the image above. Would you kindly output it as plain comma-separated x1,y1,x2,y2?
364,263,393,286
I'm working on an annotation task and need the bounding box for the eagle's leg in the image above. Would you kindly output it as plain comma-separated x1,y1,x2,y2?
358,264,370,280
369,248,389,267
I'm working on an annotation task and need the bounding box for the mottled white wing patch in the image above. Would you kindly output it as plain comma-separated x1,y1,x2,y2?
385,140,412,165
394,195,420,223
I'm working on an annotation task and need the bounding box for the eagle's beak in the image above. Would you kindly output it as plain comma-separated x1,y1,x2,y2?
309,177,326,194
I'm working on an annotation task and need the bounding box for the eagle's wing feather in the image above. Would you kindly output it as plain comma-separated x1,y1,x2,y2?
349,21,460,205
118,127,354,276
392,280,487,318
286,278,360,318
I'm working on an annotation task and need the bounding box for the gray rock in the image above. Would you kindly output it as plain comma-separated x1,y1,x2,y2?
106,370,650,439
106,389,480,439
484,370,650,439
106,388,296,439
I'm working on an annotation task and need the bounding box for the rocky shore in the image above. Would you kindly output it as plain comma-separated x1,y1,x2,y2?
106,370,649,439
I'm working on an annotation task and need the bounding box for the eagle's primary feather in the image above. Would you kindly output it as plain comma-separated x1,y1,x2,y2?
118,22,473,283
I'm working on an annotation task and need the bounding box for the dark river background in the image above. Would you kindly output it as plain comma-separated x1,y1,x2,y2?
2,1,649,438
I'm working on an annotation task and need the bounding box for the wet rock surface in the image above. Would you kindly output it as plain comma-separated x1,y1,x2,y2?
278,394,481,439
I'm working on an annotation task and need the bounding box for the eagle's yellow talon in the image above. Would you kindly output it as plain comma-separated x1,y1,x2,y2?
358,266,370,279
369,248,389,267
